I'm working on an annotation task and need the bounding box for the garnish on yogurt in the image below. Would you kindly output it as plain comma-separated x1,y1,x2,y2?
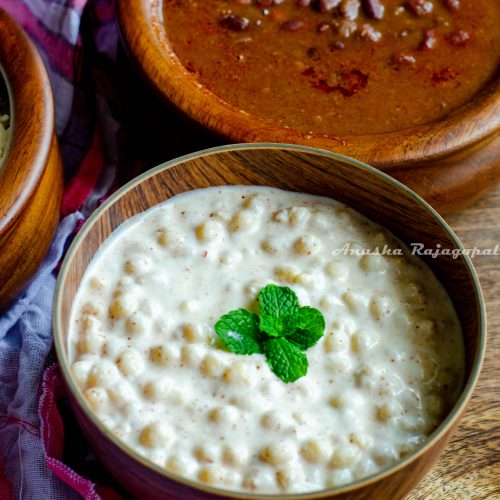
215,285,325,383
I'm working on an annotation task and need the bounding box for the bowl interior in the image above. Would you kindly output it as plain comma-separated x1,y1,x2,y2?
55,144,484,497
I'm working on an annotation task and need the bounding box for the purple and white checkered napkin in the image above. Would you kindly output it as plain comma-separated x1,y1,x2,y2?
0,1,126,498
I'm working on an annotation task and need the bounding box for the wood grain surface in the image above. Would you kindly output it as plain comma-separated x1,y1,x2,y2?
407,183,500,500
0,8,63,310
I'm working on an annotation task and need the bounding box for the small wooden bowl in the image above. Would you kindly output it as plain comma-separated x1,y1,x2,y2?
54,144,486,500
0,8,63,310
116,0,500,213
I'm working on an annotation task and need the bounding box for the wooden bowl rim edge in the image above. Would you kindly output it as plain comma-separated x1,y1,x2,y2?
0,8,55,233
53,143,487,499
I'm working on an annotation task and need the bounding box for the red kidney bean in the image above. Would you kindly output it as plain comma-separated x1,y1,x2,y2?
281,18,306,31
360,23,382,42
362,0,385,20
220,14,250,31
329,40,346,50
420,28,437,49
391,53,417,66
315,0,341,13
442,0,460,10
447,30,469,46
405,0,434,16
337,20,358,38
317,21,331,33
341,0,361,20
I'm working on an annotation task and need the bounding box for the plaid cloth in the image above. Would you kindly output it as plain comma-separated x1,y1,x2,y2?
0,1,216,498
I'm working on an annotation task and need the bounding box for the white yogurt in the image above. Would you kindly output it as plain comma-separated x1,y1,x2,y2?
69,186,465,494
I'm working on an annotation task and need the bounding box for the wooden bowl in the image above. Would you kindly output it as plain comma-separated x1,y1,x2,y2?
116,0,500,214
0,8,63,310
54,144,486,500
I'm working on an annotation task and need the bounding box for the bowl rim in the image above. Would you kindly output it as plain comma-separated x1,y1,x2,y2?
53,143,487,499
0,8,55,234
116,0,500,170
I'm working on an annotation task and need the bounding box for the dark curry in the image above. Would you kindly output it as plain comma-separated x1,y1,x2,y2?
164,0,500,135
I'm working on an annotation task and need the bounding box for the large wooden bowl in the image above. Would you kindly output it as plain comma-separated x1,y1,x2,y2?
54,144,486,500
116,0,500,214
0,8,63,310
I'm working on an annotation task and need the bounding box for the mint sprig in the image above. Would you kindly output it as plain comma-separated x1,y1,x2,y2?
288,306,325,350
258,285,299,337
215,309,261,354
214,285,325,383
259,285,299,320
263,338,308,383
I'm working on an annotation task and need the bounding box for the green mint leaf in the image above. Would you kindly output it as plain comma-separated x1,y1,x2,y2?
259,313,298,338
258,285,299,320
288,306,326,350
263,338,308,383
214,284,325,383
214,309,261,355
